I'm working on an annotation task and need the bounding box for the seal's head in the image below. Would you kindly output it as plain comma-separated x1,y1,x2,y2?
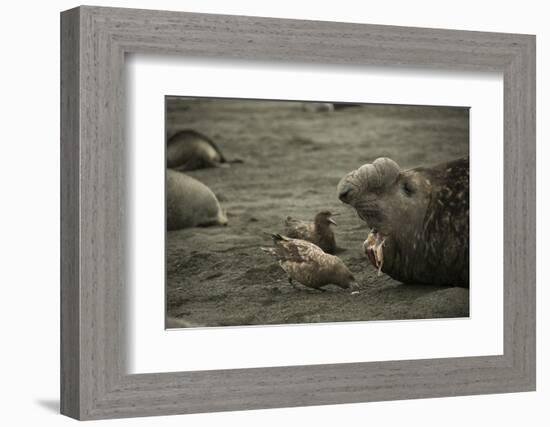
337,157,469,286
337,158,432,239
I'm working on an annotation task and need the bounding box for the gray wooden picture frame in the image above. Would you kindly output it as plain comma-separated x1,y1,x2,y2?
60,5,536,421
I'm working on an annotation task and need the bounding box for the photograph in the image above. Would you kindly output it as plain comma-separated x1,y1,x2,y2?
165,97,470,328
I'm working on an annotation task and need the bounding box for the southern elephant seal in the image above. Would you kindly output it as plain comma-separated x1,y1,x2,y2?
302,102,335,113
166,170,228,230
167,129,241,171
337,157,469,287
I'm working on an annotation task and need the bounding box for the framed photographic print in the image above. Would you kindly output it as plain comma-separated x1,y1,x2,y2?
163,98,470,329
61,6,536,420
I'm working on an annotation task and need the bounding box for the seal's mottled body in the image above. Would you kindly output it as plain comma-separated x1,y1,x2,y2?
338,157,469,287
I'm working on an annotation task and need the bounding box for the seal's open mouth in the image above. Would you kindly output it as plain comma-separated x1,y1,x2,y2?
363,229,386,276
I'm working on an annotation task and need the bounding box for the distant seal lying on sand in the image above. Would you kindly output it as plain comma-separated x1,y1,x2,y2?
167,129,242,171
302,102,334,113
337,157,469,287
261,234,358,291
284,211,338,254
166,169,228,230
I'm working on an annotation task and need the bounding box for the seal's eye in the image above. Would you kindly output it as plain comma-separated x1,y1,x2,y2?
402,181,415,196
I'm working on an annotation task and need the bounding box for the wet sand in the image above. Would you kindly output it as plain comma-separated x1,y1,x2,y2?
166,98,469,328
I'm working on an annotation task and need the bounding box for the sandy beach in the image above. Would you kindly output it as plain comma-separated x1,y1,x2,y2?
165,98,470,328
